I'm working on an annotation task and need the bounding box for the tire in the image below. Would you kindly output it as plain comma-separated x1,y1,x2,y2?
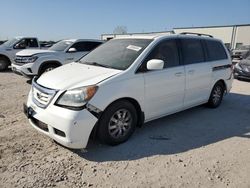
207,82,225,108
39,64,59,76
97,100,138,146
0,56,10,71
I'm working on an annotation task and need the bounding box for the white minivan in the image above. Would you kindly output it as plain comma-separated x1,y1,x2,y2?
24,33,233,149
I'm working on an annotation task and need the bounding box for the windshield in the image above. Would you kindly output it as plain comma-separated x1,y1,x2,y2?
242,50,250,59
79,39,152,70
2,38,20,47
49,40,73,51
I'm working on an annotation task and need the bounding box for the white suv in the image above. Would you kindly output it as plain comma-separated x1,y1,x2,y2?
0,37,40,71
12,39,103,77
24,33,233,149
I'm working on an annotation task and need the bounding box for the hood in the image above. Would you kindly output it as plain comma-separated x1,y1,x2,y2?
16,49,56,56
239,59,250,66
0,45,6,51
37,63,122,90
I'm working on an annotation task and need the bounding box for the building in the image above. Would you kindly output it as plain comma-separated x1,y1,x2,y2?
174,24,250,50
101,24,250,50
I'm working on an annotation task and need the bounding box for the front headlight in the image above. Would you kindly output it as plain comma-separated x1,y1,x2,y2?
22,56,38,63
56,85,98,108
235,63,242,70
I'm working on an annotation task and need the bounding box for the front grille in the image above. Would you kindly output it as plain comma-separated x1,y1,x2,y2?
14,56,29,65
32,78,57,108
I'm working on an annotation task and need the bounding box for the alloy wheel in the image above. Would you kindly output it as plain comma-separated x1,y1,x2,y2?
108,109,132,139
212,86,222,105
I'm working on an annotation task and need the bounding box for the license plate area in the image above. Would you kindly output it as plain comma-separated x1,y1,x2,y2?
23,103,35,118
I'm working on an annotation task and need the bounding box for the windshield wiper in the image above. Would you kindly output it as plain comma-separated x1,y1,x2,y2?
82,61,113,69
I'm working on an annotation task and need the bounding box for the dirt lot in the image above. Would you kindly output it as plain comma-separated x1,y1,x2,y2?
0,70,250,188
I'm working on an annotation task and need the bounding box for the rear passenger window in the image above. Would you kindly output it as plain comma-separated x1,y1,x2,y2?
205,40,228,61
144,39,180,68
180,39,205,65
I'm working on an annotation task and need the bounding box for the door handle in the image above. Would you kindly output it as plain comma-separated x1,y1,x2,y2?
188,70,195,74
175,72,183,77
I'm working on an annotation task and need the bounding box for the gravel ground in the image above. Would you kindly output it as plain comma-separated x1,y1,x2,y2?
0,70,250,188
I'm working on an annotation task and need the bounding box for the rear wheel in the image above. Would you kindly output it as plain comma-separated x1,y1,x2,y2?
207,82,225,108
0,56,10,71
97,100,137,146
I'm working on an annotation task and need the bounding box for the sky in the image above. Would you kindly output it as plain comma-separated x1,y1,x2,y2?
0,0,250,41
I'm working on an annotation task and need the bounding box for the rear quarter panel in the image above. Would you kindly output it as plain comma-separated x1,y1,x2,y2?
211,59,233,93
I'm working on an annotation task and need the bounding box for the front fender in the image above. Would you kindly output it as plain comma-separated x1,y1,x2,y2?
89,74,145,114
32,56,63,74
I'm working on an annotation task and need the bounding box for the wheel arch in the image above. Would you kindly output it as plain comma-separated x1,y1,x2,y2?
214,79,227,92
0,54,11,64
103,97,144,126
38,60,62,75
90,97,144,139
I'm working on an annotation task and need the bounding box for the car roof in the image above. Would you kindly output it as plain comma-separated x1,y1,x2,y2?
112,35,164,40
113,33,222,43
14,36,38,39
63,39,104,43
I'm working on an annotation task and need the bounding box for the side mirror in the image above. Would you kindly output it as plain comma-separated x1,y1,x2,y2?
68,47,77,53
147,59,164,70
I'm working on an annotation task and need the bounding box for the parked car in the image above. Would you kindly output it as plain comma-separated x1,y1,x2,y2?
0,37,40,71
11,39,103,77
232,45,250,64
24,33,233,149
234,53,250,80
232,49,250,65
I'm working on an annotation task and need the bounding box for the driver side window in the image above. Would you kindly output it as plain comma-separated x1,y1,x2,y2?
140,39,180,71
14,39,27,49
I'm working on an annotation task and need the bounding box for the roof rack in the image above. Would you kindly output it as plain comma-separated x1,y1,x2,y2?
180,32,213,38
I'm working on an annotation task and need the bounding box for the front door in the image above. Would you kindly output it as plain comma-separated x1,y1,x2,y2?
142,39,185,120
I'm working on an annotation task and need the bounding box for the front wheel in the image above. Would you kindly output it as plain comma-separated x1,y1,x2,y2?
207,82,225,108
0,57,9,71
97,100,138,146
39,64,59,76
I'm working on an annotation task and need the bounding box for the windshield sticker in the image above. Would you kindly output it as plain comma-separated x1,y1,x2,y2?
126,45,142,52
